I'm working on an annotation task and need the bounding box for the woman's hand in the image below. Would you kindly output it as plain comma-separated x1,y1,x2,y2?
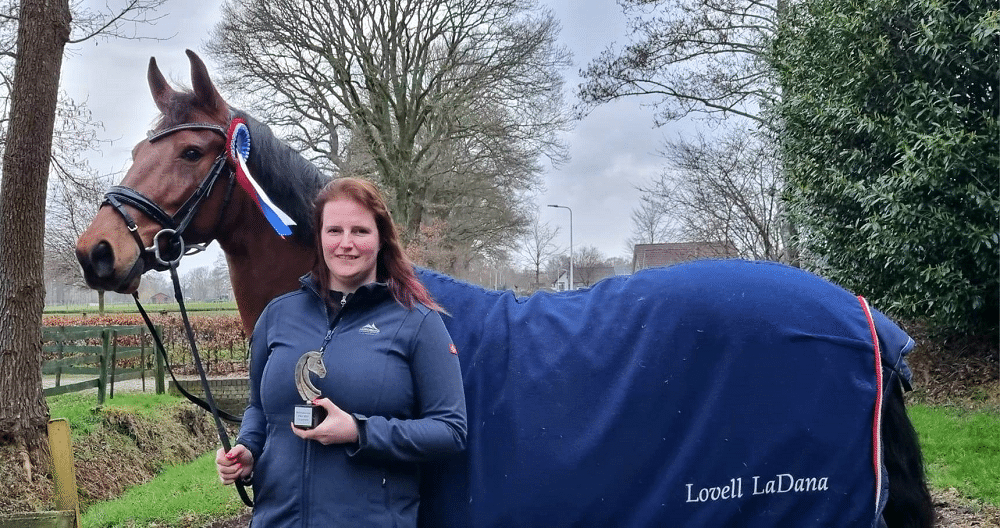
216,444,254,485
291,397,360,445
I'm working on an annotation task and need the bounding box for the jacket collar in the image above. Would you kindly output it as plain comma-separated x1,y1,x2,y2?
299,272,391,307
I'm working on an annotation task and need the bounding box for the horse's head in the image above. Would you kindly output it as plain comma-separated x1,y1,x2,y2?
76,50,233,294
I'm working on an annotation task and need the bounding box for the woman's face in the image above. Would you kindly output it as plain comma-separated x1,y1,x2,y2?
321,198,380,293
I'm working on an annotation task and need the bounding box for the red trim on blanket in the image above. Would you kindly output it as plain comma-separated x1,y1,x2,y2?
858,296,884,513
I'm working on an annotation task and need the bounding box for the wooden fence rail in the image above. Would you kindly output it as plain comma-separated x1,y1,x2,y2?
41,326,165,405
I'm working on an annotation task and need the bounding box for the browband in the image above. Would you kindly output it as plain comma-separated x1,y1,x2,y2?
147,123,227,143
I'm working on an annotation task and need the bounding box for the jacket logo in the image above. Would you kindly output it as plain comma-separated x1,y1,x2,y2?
360,323,380,335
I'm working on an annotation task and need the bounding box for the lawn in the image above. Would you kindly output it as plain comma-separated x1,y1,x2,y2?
908,404,1000,507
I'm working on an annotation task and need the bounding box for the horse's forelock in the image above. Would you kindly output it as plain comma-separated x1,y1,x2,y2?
153,90,226,130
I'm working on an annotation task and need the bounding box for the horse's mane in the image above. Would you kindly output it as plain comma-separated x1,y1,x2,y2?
154,93,331,245
230,109,331,245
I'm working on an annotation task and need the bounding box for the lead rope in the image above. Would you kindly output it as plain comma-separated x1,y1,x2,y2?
131,263,253,508
167,261,254,507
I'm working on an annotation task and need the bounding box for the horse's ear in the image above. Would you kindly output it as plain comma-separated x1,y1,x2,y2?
186,49,227,117
148,57,175,114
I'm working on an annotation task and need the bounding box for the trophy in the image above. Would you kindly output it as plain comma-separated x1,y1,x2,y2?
293,351,327,429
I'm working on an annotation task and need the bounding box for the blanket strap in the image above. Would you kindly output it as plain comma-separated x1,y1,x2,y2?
857,296,884,515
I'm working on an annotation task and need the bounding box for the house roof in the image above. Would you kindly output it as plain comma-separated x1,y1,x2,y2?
554,264,630,287
632,241,738,272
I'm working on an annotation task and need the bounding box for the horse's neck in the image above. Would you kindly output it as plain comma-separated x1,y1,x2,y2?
216,201,317,334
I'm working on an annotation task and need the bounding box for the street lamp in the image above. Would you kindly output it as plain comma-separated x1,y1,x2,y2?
547,204,573,291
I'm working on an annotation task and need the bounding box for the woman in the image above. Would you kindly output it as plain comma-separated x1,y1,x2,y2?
216,177,468,527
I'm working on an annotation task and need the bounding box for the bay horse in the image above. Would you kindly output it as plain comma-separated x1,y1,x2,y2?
75,51,933,527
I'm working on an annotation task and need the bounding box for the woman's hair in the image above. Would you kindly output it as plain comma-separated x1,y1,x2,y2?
311,177,444,312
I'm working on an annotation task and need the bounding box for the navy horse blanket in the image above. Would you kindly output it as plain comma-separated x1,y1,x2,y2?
415,259,914,527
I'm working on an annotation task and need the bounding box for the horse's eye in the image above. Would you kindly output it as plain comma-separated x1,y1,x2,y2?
181,148,203,161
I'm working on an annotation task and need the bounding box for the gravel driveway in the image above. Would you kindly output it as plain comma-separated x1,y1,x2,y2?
43,374,205,396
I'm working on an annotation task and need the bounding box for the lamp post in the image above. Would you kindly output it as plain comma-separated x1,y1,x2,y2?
547,204,573,291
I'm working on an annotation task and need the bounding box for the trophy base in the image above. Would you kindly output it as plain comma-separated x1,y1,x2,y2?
293,403,327,429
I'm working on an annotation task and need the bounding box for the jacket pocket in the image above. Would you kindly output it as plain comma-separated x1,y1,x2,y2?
383,463,420,526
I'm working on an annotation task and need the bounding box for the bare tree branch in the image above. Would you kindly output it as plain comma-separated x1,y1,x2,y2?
208,0,572,268
576,0,779,128
639,126,787,261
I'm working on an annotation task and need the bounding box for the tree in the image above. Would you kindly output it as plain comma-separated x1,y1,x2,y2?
577,0,794,263
44,172,103,286
639,127,786,261
626,194,673,254
181,267,213,302
1,0,165,310
775,0,998,336
208,0,571,263
0,0,167,479
136,270,171,303
573,245,607,287
43,102,107,291
513,215,560,287
576,0,780,128
0,0,166,164
0,0,71,481
209,252,232,301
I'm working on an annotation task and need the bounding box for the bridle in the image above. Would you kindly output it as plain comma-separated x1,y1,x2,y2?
102,121,254,507
102,122,236,271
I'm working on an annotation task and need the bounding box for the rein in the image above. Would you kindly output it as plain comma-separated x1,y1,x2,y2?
131,265,254,508
109,121,253,507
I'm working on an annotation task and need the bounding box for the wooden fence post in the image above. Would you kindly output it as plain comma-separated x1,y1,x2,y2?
109,330,118,399
97,329,108,406
140,326,147,393
155,325,165,394
47,419,80,528
55,326,64,388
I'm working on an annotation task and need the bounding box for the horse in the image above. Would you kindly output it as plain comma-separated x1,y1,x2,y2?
75,50,934,527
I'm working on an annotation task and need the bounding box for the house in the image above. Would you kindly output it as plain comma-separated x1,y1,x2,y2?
632,241,738,273
553,264,630,291
150,292,171,304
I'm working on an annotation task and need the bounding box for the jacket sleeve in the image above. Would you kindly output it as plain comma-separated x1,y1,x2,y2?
349,309,468,462
237,307,271,462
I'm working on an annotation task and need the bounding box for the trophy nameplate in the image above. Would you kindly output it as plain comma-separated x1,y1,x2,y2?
293,350,327,429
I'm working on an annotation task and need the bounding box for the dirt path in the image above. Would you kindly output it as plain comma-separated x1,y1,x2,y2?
933,488,1000,527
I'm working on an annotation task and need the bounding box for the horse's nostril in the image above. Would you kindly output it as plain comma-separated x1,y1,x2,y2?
90,241,116,279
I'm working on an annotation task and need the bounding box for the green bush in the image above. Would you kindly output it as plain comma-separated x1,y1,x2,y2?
776,0,999,337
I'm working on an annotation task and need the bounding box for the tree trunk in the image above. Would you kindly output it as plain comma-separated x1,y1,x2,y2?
0,0,72,481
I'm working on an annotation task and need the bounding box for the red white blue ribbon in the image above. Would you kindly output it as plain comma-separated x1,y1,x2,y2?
226,119,296,237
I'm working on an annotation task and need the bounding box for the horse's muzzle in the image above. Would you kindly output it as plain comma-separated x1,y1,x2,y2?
76,240,144,294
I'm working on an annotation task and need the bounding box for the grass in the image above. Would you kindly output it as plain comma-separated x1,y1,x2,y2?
49,392,246,527
48,393,184,439
908,403,1000,507
64,397,999,527
80,451,246,528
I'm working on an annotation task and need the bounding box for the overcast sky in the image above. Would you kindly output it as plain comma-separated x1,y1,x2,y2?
60,0,685,272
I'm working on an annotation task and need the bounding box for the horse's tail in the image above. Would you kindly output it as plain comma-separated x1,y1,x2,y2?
881,380,935,528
